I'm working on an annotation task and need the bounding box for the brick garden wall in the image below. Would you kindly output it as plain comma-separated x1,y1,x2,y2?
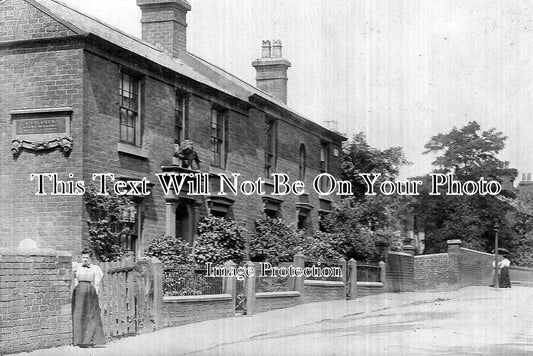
302,281,346,303
161,295,234,327
509,266,533,284
456,248,493,287
0,247,72,354
255,292,301,314
414,253,455,291
414,241,494,291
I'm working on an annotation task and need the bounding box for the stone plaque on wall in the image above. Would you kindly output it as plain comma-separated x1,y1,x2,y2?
15,117,67,135
10,107,73,156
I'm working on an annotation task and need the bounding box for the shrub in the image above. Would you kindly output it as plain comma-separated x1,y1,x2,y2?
303,231,345,261
249,214,305,263
193,215,246,265
145,234,194,270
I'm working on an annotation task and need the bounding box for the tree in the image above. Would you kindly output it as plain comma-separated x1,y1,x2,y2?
309,133,407,262
423,121,506,180
411,121,517,254
319,195,403,261
342,133,409,198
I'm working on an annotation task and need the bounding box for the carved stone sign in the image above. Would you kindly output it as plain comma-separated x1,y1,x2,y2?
15,117,67,135
10,107,73,157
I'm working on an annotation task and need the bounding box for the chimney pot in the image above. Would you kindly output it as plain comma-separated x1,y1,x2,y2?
261,40,271,58
272,39,282,57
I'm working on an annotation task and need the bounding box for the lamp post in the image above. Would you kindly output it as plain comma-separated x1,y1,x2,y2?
494,221,500,289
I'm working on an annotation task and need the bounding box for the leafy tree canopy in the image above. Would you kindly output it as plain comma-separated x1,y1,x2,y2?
423,121,507,180
342,133,409,199
411,121,517,254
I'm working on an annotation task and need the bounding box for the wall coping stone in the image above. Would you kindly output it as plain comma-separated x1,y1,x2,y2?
414,253,448,259
256,291,300,299
459,247,493,257
356,282,384,288
163,294,232,303
388,251,413,257
0,247,71,257
304,280,344,287
510,266,533,271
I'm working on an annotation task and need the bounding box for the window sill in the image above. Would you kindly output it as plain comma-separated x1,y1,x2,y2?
209,165,229,175
117,142,149,159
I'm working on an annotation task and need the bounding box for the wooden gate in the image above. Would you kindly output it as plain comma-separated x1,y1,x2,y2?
99,259,150,339
235,278,247,315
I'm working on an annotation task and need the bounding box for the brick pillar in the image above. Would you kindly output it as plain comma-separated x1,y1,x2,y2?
348,258,357,299
165,199,177,237
447,239,462,287
245,261,256,315
293,252,305,293
339,257,347,298
223,260,237,315
379,261,387,290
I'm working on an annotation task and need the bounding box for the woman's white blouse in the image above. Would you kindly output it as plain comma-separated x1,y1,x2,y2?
72,263,104,292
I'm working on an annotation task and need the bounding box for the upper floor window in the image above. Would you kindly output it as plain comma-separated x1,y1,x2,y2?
320,143,329,173
175,92,188,145
320,143,330,192
211,108,227,168
265,118,277,177
119,72,141,146
299,144,306,181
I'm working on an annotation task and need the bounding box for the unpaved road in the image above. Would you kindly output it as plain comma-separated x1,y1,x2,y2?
13,286,533,356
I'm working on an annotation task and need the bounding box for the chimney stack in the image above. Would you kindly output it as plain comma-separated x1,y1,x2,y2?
252,40,291,104
136,0,191,57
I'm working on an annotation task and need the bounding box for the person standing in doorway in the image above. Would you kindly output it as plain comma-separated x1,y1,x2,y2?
71,248,106,348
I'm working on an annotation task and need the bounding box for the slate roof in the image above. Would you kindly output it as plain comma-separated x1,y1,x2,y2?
26,0,345,140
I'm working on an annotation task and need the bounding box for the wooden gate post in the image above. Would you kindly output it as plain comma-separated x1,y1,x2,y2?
149,257,163,330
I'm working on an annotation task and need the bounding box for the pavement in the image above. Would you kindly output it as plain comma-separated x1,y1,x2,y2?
10,286,533,356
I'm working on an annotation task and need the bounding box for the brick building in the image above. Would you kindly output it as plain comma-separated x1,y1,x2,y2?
0,0,345,256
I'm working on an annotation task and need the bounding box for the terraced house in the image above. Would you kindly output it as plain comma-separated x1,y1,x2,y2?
0,0,345,256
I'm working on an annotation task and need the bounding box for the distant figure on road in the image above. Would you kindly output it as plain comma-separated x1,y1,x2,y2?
72,248,106,348
499,255,511,288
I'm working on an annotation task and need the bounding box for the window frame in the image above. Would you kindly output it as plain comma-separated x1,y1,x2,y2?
119,71,142,147
264,117,277,178
175,91,189,145
299,144,306,181
320,142,330,192
211,107,227,168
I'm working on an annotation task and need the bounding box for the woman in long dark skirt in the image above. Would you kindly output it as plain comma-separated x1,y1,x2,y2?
72,248,106,348
499,255,512,288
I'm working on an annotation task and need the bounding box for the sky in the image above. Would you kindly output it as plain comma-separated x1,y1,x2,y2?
61,0,533,180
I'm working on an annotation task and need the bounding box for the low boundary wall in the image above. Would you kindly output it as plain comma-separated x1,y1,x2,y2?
0,246,72,354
